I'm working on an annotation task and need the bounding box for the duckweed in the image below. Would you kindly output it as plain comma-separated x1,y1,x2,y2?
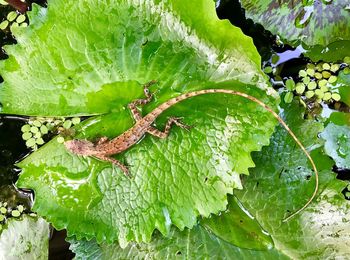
323,92,332,101
328,75,337,84
330,64,340,73
314,72,322,79
0,201,37,233
284,92,294,103
322,71,331,79
263,66,273,74
40,125,48,134
322,63,331,70
299,70,307,77
295,83,305,94
22,132,32,140
16,14,26,24
17,205,24,213
11,210,20,217
277,60,348,105
0,20,9,30
307,81,317,90
332,93,341,101
21,117,82,150
320,85,329,93
305,91,315,98
63,120,72,129
72,117,81,125
0,7,28,34
57,136,65,143
7,11,17,22
302,76,311,84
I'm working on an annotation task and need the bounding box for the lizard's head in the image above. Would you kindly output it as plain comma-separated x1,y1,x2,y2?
64,139,96,156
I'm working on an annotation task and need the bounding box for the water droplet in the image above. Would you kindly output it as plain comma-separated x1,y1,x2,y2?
322,0,332,4
345,4,350,11
295,6,314,28
337,134,349,158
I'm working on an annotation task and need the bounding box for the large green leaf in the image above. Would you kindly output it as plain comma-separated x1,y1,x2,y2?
320,123,350,169
68,224,287,260
68,195,282,259
11,0,279,245
0,216,49,259
239,0,350,47
236,102,350,258
0,0,272,116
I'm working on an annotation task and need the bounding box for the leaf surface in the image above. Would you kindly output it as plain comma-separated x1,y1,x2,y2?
0,0,272,116
12,0,279,245
68,225,288,260
320,123,350,169
235,102,350,258
0,216,49,259
239,0,350,46
68,197,287,260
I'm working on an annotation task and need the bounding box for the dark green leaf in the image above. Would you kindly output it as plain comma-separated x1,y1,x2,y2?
235,102,350,258
239,0,350,46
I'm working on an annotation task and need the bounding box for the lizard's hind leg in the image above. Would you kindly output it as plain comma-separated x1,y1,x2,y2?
147,117,192,139
94,155,130,177
128,80,157,121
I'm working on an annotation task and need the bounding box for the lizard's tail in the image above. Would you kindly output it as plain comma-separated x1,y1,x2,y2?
146,88,318,222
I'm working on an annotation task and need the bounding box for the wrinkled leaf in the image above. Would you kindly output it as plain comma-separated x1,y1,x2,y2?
201,195,273,250
236,102,350,258
13,0,279,245
68,225,287,260
0,0,272,116
320,123,350,169
17,88,277,246
0,216,49,259
68,195,279,259
239,0,350,46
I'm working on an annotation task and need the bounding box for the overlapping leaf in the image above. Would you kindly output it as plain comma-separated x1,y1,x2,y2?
6,0,279,245
0,0,272,116
68,196,286,259
69,225,288,260
321,123,350,169
0,216,49,259
239,0,350,46
235,102,350,258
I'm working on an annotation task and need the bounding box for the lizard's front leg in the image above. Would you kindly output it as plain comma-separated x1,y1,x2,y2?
96,136,109,145
94,155,130,177
147,117,192,139
128,80,157,121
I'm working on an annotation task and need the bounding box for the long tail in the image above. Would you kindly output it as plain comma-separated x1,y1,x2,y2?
146,89,318,222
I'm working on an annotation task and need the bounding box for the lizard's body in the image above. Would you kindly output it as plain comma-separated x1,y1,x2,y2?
65,81,318,221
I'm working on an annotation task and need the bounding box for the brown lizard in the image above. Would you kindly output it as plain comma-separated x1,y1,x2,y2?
65,80,318,222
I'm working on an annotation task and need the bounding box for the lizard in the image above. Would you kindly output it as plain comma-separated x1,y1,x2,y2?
65,80,319,222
